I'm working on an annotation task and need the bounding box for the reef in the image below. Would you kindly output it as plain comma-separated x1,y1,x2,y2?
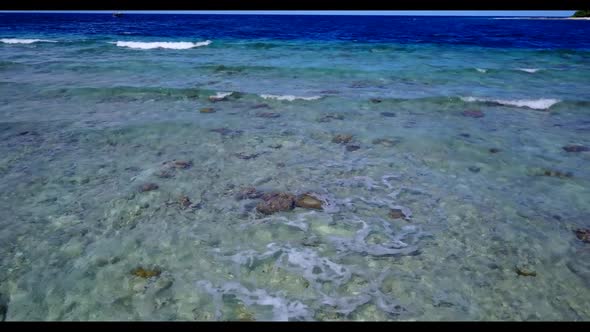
131,266,162,279
332,134,353,144
256,192,296,215
295,193,324,210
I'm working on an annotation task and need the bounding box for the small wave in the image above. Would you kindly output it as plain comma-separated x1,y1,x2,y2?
260,94,322,101
461,96,560,110
113,40,211,50
1,38,57,44
518,68,540,73
475,68,488,73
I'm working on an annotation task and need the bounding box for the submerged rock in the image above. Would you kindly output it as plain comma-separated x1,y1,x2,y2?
236,187,264,200
256,112,280,118
139,183,159,192
468,166,481,173
563,145,589,153
388,208,408,220
380,112,397,117
131,266,161,279
332,134,353,144
210,128,244,138
574,229,590,243
489,148,501,154
540,169,573,179
156,168,175,178
462,110,485,118
346,144,361,152
370,98,382,103
268,144,282,149
163,160,192,169
515,264,537,277
178,195,192,209
295,193,323,210
251,103,271,109
256,192,296,215
318,113,344,123
200,108,215,113
234,152,262,160
372,138,398,147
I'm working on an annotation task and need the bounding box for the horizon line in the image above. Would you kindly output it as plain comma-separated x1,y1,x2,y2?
0,10,577,17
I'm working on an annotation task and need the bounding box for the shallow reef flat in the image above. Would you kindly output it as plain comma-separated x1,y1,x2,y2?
1,14,590,320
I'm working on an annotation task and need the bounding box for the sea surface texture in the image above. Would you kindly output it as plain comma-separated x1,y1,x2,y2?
1,13,589,321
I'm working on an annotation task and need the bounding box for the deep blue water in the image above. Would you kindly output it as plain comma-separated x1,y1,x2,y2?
2,13,590,49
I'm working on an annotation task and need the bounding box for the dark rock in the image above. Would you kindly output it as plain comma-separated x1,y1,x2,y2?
346,144,361,152
236,187,264,200
178,195,192,209
563,145,589,153
462,110,485,118
131,266,161,279
302,235,321,247
268,144,282,149
200,108,215,113
540,169,573,179
251,103,271,109
295,193,323,210
489,148,501,154
276,162,286,168
319,90,339,94
380,112,397,117
156,169,175,178
17,131,30,136
468,166,481,173
459,133,471,138
389,209,407,220
318,113,345,123
515,265,537,277
574,229,590,243
256,192,296,215
370,98,382,104
210,128,244,138
234,152,261,160
163,160,192,169
332,134,353,144
139,183,159,192
256,112,280,119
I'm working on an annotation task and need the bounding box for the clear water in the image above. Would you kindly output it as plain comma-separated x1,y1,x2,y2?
1,13,590,321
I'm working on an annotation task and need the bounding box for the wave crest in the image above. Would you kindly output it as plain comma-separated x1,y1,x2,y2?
260,94,322,101
1,38,57,44
113,40,211,50
461,96,560,110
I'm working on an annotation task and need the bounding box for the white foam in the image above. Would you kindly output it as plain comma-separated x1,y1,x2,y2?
212,91,233,98
518,68,540,73
1,38,57,44
461,96,560,110
260,94,322,101
475,68,487,73
113,40,211,49
197,280,313,321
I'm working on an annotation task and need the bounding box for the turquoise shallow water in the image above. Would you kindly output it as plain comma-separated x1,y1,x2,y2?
1,14,590,321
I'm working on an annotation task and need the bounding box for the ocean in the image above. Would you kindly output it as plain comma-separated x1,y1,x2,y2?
0,13,589,321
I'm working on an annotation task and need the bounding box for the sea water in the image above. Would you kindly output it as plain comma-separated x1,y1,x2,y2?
0,13,589,321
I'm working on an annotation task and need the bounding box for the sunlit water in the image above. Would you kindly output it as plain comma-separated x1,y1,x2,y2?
1,14,589,321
